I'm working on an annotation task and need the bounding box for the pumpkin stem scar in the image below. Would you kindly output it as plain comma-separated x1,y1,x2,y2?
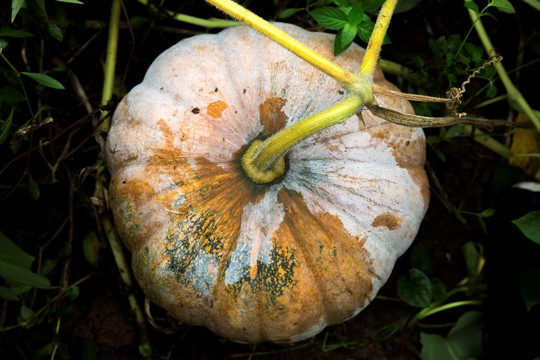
242,93,369,184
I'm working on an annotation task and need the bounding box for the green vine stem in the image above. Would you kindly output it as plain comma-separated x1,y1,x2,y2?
97,0,152,355
408,300,482,327
99,0,121,132
465,0,540,133
137,0,240,28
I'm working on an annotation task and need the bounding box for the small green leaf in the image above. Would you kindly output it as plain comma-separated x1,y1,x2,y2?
363,0,386,13
28,173,40,200
347,3,364,26
278,8,303,19
0,260,53,289
0,286,19,301
410,243,433,274
20,305,34,320
397,268,432,307
0,108,14,145
512,210,540,244
520,267,540,311
490,0,515,13
48,22,63,42
0,231,34,269
309,7,349,30
12,0,25,22
420,311,483,360
56,0,84,4
464,1,479,14
485,82,497,98
21,72,65,89
0,29,34,38
430,278,448,302
461,241,480,279
334,23,357,55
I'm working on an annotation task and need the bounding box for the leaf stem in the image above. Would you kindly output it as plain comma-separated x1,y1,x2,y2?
206,0,359,87
358,0,397,76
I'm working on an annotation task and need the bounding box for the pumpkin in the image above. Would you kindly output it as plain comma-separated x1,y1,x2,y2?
106,23,429,343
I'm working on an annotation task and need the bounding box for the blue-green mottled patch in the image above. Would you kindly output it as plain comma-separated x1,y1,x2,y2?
164,209,223,295
225,245,297,306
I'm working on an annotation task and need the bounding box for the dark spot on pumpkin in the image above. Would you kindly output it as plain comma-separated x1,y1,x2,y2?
122,180,127,184
338,90,344,95
191,107,200,114
214,87,218,92
243,89,246,94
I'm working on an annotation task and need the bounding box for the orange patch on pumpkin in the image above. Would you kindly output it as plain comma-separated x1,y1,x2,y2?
259,97,288,136
371,212,402,230
207,100,228,118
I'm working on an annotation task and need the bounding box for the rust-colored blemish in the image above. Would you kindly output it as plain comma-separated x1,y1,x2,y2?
371,212,403,230
207,100,228,118
259,97,288,137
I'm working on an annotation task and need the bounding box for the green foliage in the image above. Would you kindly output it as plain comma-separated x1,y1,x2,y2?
512,210,540,244
397,268,432,307
0,231,54,296
420,311,483,360
520,267,540,311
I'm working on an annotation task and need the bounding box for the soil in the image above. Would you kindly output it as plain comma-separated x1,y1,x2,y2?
1,1,539,359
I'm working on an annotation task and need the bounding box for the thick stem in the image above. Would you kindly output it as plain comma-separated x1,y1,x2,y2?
206,0,359,87
242,93,367,184
358,0,397,76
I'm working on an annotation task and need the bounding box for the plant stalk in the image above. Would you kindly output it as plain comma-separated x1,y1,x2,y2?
358,0,397,76
206,0,359,88
100,0,121,132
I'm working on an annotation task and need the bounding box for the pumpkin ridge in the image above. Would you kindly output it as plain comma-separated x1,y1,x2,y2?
276,187,374,325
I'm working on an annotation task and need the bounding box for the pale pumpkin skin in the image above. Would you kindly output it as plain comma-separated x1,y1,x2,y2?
106,23,429,343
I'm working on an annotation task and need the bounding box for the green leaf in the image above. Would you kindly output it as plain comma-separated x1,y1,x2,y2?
12,0,25,22
0,231,35,269
430,278,448,302
309,7,349,30
0,286,19,301
21,72,65,89
28,173,40,200
464,1,479,14
347,3,364,26
20,305,34,320
420,311,483,360
278,8,303,19
394,0,421,13
520,267,540,311
485,82,497,98
490,0,515,14
334,23,357,55
56,0,84,4
410,243,433,274
363,0,386,13
512,210,540,244
461,241,480,279
397,268,432,307
0,108,14,145
0,259,53,289
0,29,34,38
48,22,63,42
